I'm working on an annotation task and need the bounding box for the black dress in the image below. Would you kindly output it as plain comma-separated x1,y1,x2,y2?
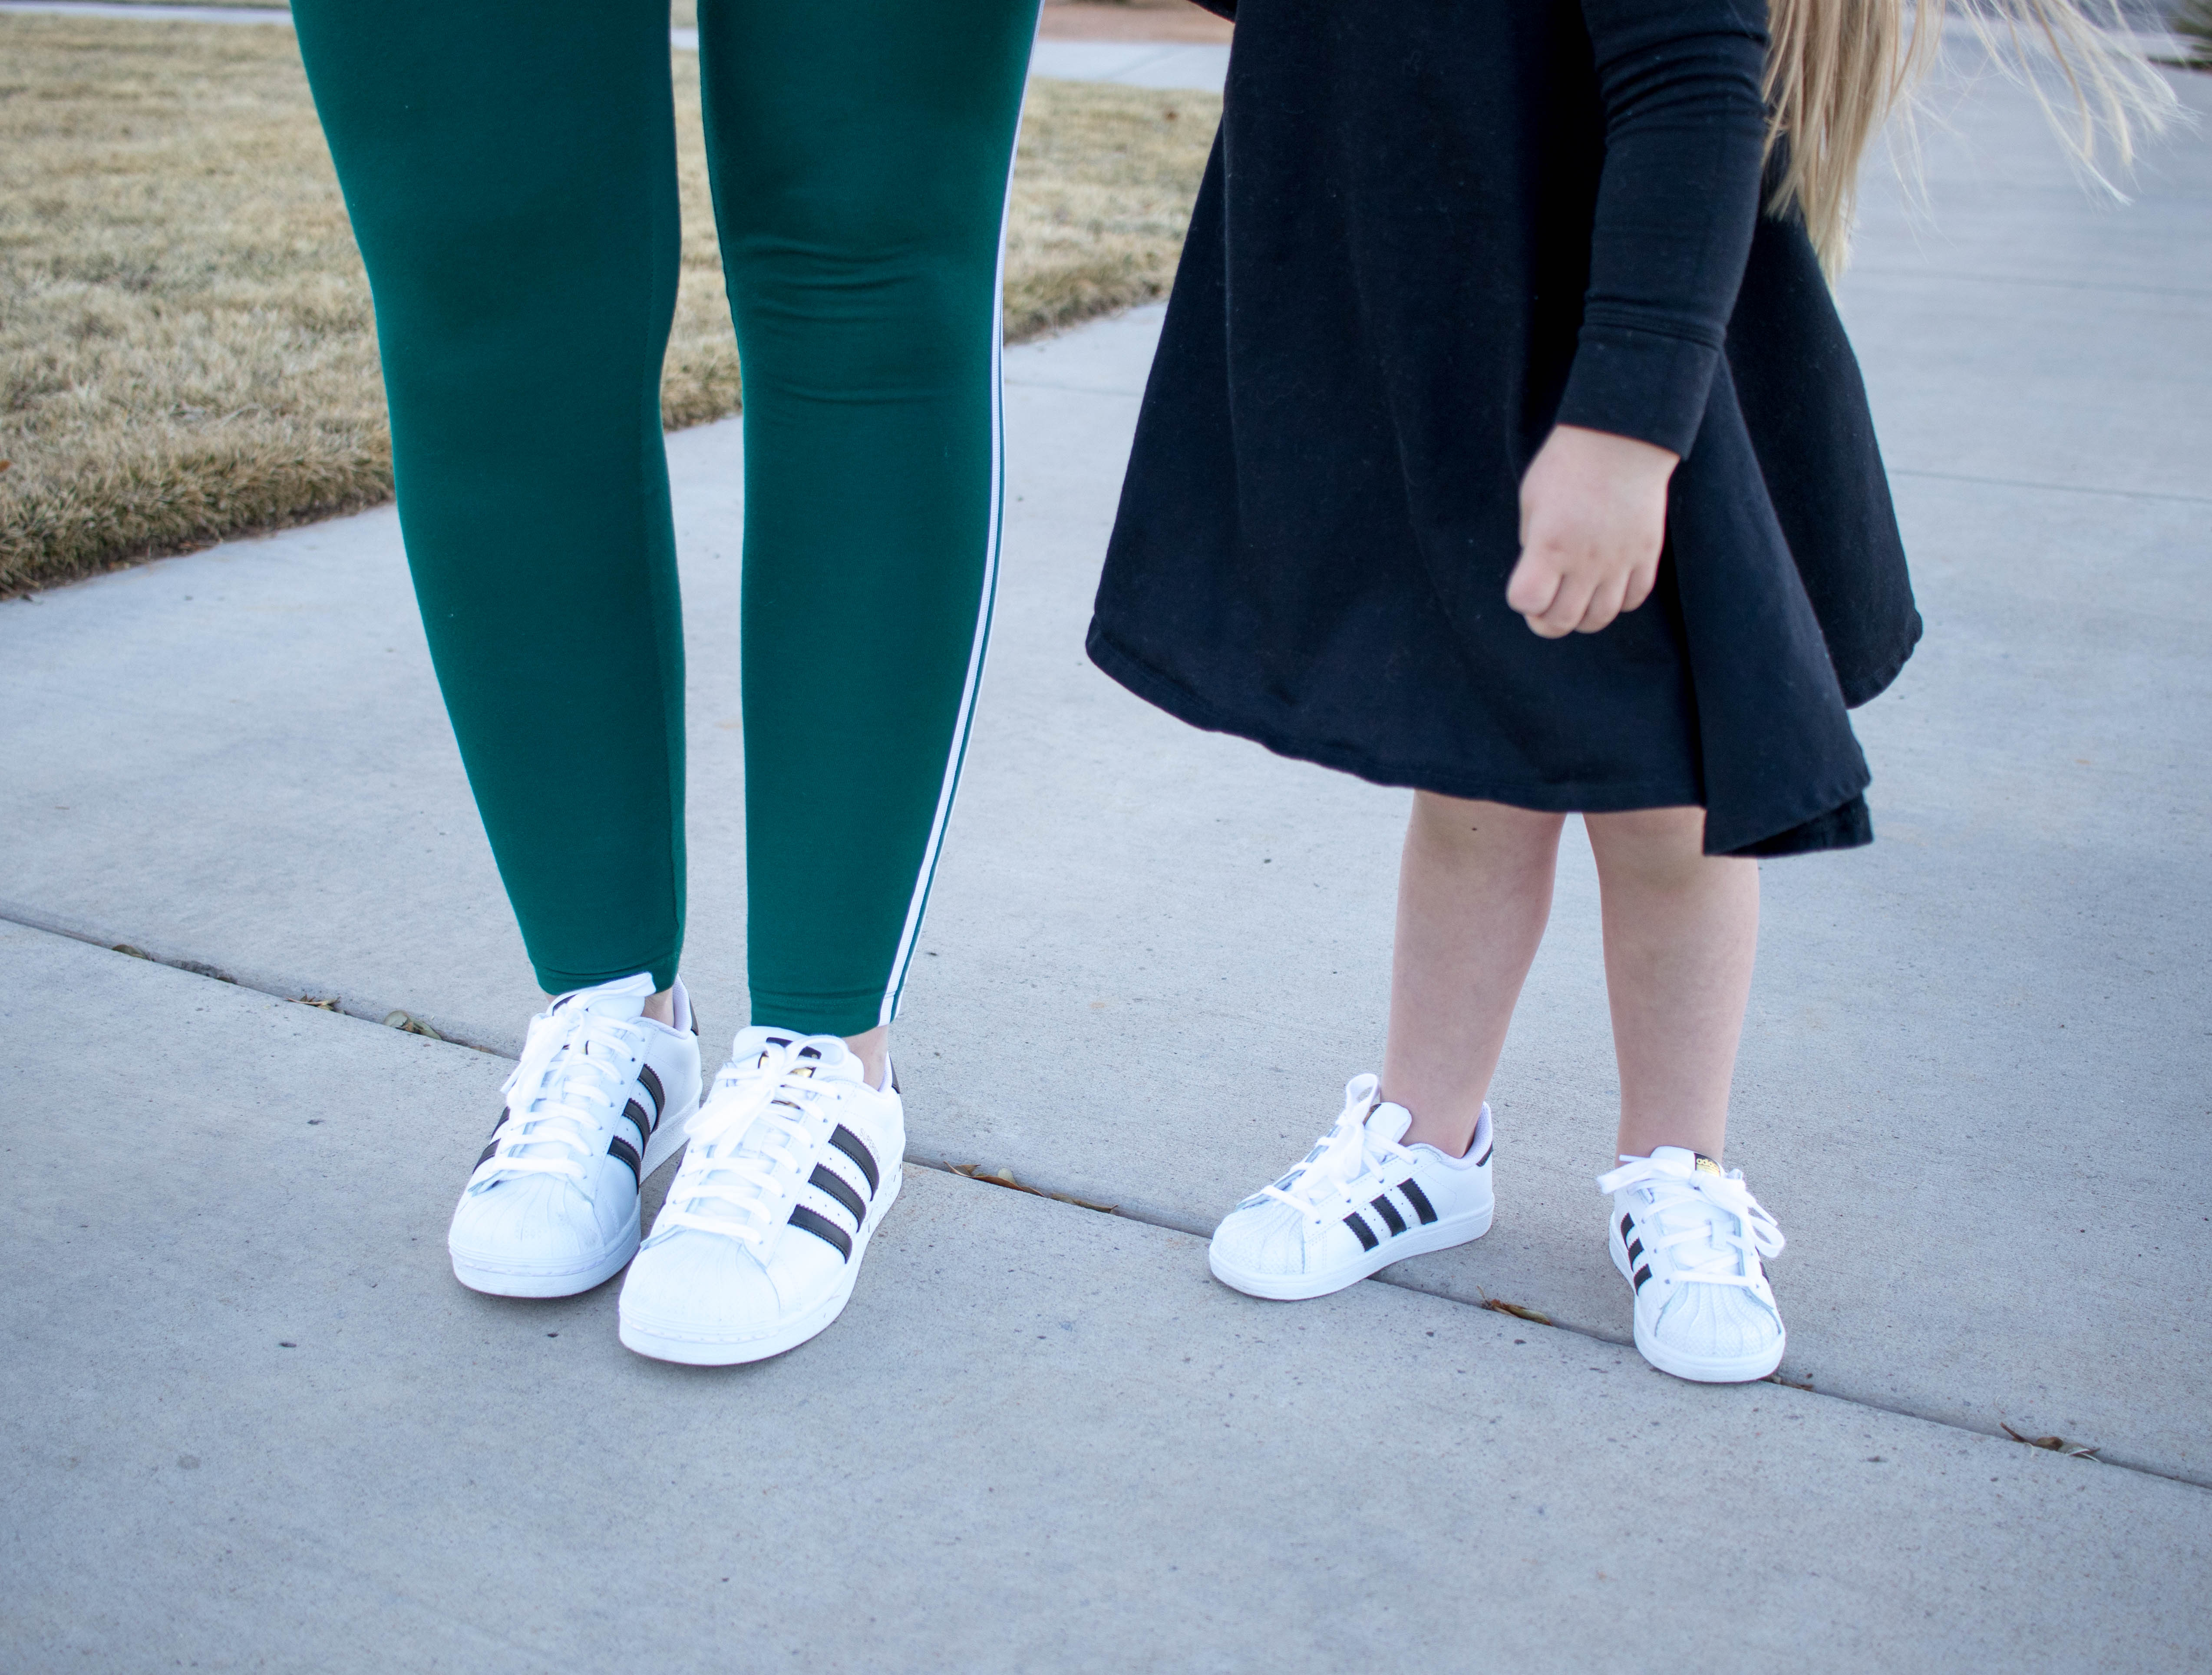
1085,0,1921,856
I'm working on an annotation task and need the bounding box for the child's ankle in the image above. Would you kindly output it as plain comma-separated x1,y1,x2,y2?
1397,1101,1483,1158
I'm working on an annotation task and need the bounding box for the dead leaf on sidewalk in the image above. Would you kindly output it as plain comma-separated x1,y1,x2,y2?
1477,1296,1552,1326
381,1010,445,1041
1766,1371,1816,1391
295,997,339,1011
949,1162,1117,1216
2001,1423,2102,1460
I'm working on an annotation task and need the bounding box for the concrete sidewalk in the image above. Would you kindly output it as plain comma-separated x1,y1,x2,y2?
6,921,2209,1671
1028,38,1228,89
3,54,2210,1672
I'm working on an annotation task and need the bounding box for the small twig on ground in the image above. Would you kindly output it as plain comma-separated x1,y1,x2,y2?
110,942,234,983
1476,1294,1552,1326
294,996,339,1011
2001,1422,2102,1461
948,1163,1118,1215
1766,1370,1816,1391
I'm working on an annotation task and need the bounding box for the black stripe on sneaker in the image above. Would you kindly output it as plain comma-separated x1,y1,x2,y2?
789,1203,852,1261
1626,1238,1644,1263
1399,1179,1438,1226
1344,1211,1380,1252
1372,1194,1407,1236
607,1135,641,1184
639,1064,665,1120
623,1097,652,1144
809,1164,868,1227
1632,1263,1652,1291
1472,1144,1493,1168
476,1142,499,1167
1620,1212,1634,1240
829,1125,880,1196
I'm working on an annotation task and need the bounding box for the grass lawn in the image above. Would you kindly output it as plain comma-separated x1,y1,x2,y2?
0,13,1218,596
2179,0,2212,60
66,0,1227,28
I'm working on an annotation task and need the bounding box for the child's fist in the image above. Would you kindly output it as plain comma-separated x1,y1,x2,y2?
1506,425,1678,639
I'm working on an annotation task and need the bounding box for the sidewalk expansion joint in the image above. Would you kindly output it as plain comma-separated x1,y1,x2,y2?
924,1160,2212,1497
0,902,515,1060
10,905,2209,1497
1888,467,2212,506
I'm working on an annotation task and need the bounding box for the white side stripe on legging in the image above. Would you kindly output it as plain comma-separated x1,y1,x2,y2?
877,76,1027,1029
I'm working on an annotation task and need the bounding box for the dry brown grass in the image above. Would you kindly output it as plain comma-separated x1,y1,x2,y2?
85,0,1222,29
0,13,1216,595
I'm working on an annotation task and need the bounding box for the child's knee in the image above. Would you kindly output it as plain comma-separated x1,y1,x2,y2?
1586,806,1740,886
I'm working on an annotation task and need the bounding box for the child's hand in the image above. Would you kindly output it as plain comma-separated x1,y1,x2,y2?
1506,425,1679,639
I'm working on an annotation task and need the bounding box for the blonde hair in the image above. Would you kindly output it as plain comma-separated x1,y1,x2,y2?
1763,0,2183,273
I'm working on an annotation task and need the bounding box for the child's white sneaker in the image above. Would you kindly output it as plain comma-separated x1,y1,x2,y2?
618,1028,903,1365
1600,1147,1787,1383
448,973,701,1298
1208,1074,1494,1301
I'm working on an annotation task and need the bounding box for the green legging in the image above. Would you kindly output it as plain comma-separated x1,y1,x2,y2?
292,0,1039,1036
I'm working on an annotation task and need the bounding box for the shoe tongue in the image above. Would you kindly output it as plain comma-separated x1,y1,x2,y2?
1365,1101,1414,1146
729,1027,863,1085
551,972,653,1023
1644,1149,1736,1267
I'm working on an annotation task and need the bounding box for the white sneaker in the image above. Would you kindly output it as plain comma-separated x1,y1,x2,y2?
447,973,701,1298
618,1028,904,1365
1600,1147,1787,1383
1208,1074,1495,1301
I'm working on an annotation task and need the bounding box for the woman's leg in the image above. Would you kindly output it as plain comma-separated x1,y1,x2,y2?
292,0,687,996
1381,794,1566,1154
1583,806,1760,1161
696,0,1041,1074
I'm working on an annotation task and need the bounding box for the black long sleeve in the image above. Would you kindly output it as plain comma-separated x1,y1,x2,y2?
1555,0,1772,457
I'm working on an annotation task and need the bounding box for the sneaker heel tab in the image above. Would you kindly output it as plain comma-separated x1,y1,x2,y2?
1469,1103,1494,1151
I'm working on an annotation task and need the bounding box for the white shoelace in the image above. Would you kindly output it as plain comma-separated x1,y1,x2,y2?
472,1006,648,1191
650,1038,848,1251
1597,1155,1785,1287
1261,1075,1409,1224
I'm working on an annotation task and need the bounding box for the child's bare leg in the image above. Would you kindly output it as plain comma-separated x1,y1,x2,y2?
1382,793,1565,1156
1583,806,1759,1162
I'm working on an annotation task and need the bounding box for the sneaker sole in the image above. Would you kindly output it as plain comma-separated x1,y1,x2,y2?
617,1166,904,1365
1208,1202,1494,1302
1608,1222,1786,1384
448,1095,699,1300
